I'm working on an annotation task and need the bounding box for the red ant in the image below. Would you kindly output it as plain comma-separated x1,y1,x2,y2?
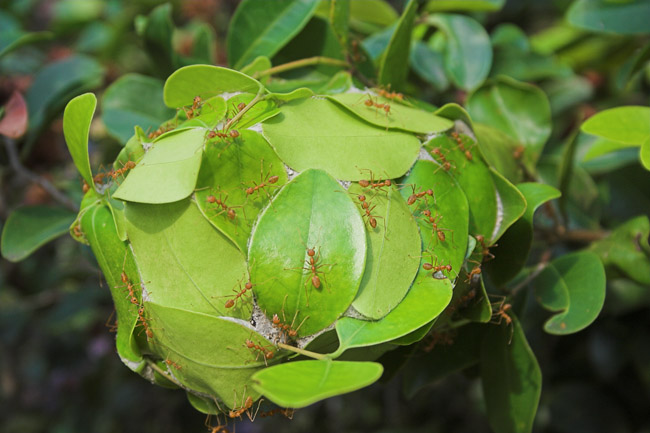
137,306,154,340
404,184,434,206
227,389,262,422
285,233,336,306
475,234,496,261
114,252,142,306
513,145,525,160
422,329,456,352
183,95,203,119
243,160,280,201
206,129,241,157
352,194,384,230
244,339,275,366
358,169,392,192
451,131,475,161
465,260,482,284
109,160,137,183
377,85,404,102
259,407,295,419
422,211,453,243
490,296,514,343
165,359,181,370
221,270,271,309
148,123,175,139
430,147,457,172
72,224,84,239
272,295,309,341
205,190,245,222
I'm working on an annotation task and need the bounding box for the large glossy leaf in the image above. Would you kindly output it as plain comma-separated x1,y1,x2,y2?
377,0,417,90
481,316,542,433
80,205,141,363
486,183,560,286
348,184,421,319
473,123,523,183
410,41,449,92
424,14,492,91
227,0,320,69
333,275,452,357
467,77,551,170
124,199,249,319
399,160,470,273
163,65,263,108
490,168,527,242
262,97,420,180
327,93,453,134
63,92,96,187
424,0,504,12
533,251,606,335
101,74,175,144
248,169,366,337
591,216,650,285
567,0,650,35
1,206,75,262
26,55,104,145
252,360,383,408
113,128,205,204
195,129,288,253
145,303,279,407
138,3,175,75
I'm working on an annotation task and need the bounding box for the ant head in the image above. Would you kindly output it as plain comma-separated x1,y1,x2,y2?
307,249,316,257
237,102,246,111
244,282,253,290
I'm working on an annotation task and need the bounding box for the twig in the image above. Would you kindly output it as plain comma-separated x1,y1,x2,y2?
223,91,264,132
509,250,552,296
276,342,328,360
252,57,350,79
145,358,184,388
3,137,79,212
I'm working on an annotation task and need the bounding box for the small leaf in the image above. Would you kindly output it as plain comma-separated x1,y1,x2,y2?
533,251,606,335
349,184,421,319
581,106,650,146
1,206,75,262
164,65,263,108
424,14,492,90
101,74,175,144
473,123,522,183
467,77,551,170
490,168,527,242
481,316,542,433
328,0,350,48
328,93,453,134
0,90,27,138
350,0,398,33
334,274,452,357
252,360,383,408
139,3,175,75
113,128,205,204
227,0,321,70
63,93,97,187
80,205,141,363
567,0,650,35
195,129,288,253
410,41,449,92
248,169,367,337
124,199,249,319
424,0,505,12
377,0,417,90
262,97,421,180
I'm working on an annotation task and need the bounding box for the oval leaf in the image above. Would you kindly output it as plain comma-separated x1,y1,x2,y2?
248,169,367,336
252,360,383,408
262,97,421,180
567,0,650,35
63,92,97,186
533,251,606,335
164,65,263,108
348,184,421,319
124,199,249,319
328,92,453,134
227,0,321,70
377,0,417,89
113,128,205,204
1,206,75,262
581,105,650,146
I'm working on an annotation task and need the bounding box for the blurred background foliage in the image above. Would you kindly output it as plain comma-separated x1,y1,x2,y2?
0,0,649,432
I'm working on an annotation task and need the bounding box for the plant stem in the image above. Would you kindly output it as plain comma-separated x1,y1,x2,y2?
252,57,350,79
277,342,329,360
146,358,184,388
3,137,79,212
224,91,264,131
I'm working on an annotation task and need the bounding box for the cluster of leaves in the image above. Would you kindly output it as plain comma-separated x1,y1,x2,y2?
1,1,650,432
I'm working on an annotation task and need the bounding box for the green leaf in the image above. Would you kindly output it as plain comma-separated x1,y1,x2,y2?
102,74,175,144
348,185,421,319
63,92,97,187
399,159,470,274
163,65,263,108
424,0,505,12
349,0,398,33
327,93,453,134
239,55,272,78
424,14,492,90
227,0,321,70
533,251,606,335
473,123,523,183
262,97,421,180
410,41,449,91
490,168,527,242
333,275,452,357
0,29,51,59
567,0,650,35
248,169,367,337
485,183,560,286
145,302,280,407
467,77,551,170
80,205,141,363
1,206,75,262
481,316,542,433
226,93,280,129
328,0,350,47
377,0,417,90
591,216,650,285
139,3,175,75
195,129,288,253
434,102,474,129
581,106,650,146
642,137,650,170
124,199,249,319
252,360,383,408
26,55,104,145
113,128,205,204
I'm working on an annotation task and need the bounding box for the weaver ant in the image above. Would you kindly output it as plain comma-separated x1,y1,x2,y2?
243,160,280,201
165,359,181,370
475,234,496,261
357,169,392,193
403,183,434,206
451,131,475,161
490,296,514,343
272,295,309,341
244,338,275,366
205,189,246,222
